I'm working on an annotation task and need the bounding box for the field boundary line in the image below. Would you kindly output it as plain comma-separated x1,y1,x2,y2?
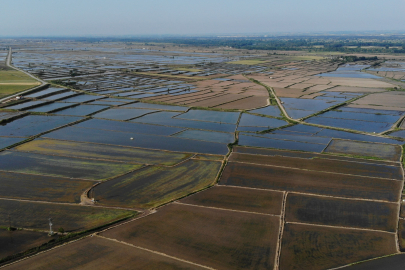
231,150,401,166
274,191,287,270
0,197,144,212
0,235,88,269
286,221,396,234
328,253,400,270
0,169,99,182
97,235,216,270
35,136,210,157
96,209,155,234
228,160,403,181
395,148,405,252
218,184,398,204
174,201,281,217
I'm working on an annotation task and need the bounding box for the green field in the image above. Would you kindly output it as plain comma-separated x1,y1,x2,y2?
0,200,137,232
94,159,222,209
0,70,40,98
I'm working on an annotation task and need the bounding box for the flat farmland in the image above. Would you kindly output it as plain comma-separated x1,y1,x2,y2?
0,171,94,203
324,139,402,162
0,229,50,260
399,219,405,251
2,236,206,270
341,254,405,270
0,151,144,181
180,185,284,215
220,162,402,202
0,200,137,232
94,160,221,209
229,152,403,180
101,203,280,270
14,139,193,166
285,193,399,232
279,223,397,270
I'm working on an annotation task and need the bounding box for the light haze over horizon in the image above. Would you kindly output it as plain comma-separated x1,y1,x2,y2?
2,0,405,37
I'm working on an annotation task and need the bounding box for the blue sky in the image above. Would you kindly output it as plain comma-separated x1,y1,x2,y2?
1,0,405,36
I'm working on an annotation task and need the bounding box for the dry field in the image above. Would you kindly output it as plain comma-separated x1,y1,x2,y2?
101,203,280,270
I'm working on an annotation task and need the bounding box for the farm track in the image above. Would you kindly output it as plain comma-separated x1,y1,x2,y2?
96,235,215,270
0,48,48,103
226,160,402,181
274,192,287,270
173,201,280,217
0,197,144,212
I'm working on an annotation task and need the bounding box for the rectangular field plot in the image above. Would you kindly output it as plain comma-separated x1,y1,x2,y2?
341,254,405,270
238,113,288,128
285,193,399,232
220,162,402,202
54,104,109,116
279,223,397,270
0,229,50,260
249,105,282,117
324,139,402,161
75,118,183,136
229,152,403,180
28,102,74,113
6,100,49,110
399,219,405,251
24,87,65,98
0,151,143,181
315,128,403,145
175,110,240,124
93,160,221,209
306,116,393,133
254,132,331,145
173,129,234,144
59,94,104,103
2,236,207,270
319,110,401,123
0,111,26,122
101,203,280,270
15,139,192,166
132,111,236,133
0,171,94,203
389,130,405,139
121,102,188,111
43,126,229,155
238,134,326,153
0,137,26,149
0,115,82,137
181,186,284,215
234,146,320,159
92,108,157,120
0,200,136,232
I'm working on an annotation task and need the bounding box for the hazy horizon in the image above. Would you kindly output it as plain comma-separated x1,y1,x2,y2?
2,0,405,36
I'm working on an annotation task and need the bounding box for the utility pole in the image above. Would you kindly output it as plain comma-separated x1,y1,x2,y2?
48,218,54,236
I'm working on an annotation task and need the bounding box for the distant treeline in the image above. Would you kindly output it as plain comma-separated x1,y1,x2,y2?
38,35,405,53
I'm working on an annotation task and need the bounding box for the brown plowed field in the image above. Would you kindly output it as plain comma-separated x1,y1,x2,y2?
220,162,401,202
0,230,50,260
180,186,284,215
2,236,207,270
101,203,280,270
186,94,250,107
229,152,403,180
279,223,397,270
215,96,268,110
399,219,405,251
285,193,399,232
